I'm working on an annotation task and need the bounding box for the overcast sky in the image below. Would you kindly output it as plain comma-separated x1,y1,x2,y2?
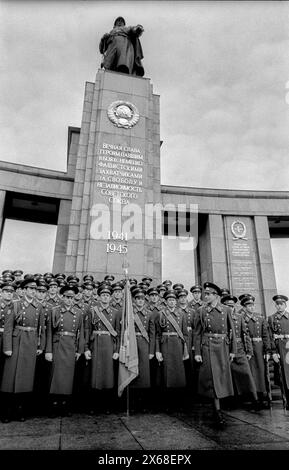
1,0,289,191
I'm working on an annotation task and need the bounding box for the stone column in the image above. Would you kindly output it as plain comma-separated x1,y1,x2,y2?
254,215,277,317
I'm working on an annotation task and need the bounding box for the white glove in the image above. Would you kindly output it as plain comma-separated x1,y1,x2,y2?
272,353,280,363
246,354,252,360
45,353,53,362
36,349,43,356
149,354,154,360
183,353,190,361
155,352,163,362
229,353,235,362
264,354,271,361
194,355,202,363
112,353,119,360
75,353,80,361
85,350,91,361
4,350,12,357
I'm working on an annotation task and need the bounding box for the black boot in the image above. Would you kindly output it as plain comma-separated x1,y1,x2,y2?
213,410,225,428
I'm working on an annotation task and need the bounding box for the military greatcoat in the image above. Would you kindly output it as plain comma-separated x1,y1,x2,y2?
242,311,271,393
268,310,289,389
0,300,15,383
156,307,188,388
194,302,237,399
131,306,155,389
1,298,45,393
46,304,84,395
84,303,120,390
230,309,257,398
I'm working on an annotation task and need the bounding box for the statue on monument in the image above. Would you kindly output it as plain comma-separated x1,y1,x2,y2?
99,17,145,77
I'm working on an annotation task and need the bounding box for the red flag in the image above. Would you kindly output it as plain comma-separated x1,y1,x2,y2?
118,281,139,397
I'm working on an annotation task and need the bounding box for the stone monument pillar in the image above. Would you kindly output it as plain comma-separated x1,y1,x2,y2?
64,69,161,281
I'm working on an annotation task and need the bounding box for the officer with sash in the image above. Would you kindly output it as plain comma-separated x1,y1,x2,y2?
221,294,260,411
130,288,155,411
156,289,189,412
194,282,237,427
84,284,120,414
1,277,45,421
240,294,271,408
268,294,289,409
45,284,84,417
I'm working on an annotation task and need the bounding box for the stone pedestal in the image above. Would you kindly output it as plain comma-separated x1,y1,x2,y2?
64,70,161,281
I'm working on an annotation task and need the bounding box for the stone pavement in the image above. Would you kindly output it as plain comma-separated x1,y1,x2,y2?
0,402,289,450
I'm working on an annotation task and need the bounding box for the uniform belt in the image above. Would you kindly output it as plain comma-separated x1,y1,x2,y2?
163,332,178,336
0,327,4,333
93,330,110,335
59,331,75,337
204,333,226,339
273,334,289,340
15,326,37,332
251,337,262,342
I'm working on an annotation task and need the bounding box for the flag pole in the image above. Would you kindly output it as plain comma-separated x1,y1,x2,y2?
122,254,130,418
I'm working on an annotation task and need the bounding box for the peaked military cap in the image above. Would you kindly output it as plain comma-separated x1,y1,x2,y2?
238,293,251,302
66,275,80,283
48,279,58,287
173,283,184,291
220,288,230,297
129,278,137,286
98,284,112,296
44,272,54,278
82,281,94,290
273,294,288,303
176,289,188,298
142,277,153,285
138,282,148,291
162,280,172,287
111,282,123,291
203,282,221,296
240,294,255,306
147,287,159,296
2,282,15,291
83,274,94,282
164,289,177,300
60,285,79,296
2,270,14,277
133,287,145,298
190,285,202,293
157,284,167,292
55,273,66,280
13,270,23,276
221,294,238,304
21,277,37,289
104,275,115,283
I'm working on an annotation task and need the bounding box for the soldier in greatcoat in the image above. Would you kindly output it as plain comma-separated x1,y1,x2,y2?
34,281,52,414
46,279,62,308
240,294,271,408
177,289,198,407
45,284,84,417
0,277,45,421
221,295,260,411
84,284,120,414
268,294,289,409
156,289,189,412
194,282,237,427
130,288,155,411
0,282,17,422
188,285,203,311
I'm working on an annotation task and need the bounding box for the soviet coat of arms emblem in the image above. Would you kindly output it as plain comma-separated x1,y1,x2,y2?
107,100,140,128
231,220,247,240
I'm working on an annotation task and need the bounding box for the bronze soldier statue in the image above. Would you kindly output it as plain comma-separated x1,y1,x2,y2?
99,17,144,76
